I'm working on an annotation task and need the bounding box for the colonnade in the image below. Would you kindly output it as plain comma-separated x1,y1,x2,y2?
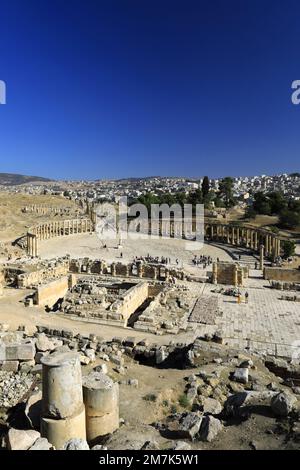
26,216,281,261
204,223,281,260
26,218,94,256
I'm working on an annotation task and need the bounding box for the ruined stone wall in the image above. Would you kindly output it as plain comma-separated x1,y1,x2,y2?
212,261,248,286
264,267,300,283
109,282,149,323
69,258,185,281
33,276,70,307
17,260,70,288
22,204,78,216
69,259,105,274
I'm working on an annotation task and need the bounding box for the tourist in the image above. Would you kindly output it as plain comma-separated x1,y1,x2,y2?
245,291,249,303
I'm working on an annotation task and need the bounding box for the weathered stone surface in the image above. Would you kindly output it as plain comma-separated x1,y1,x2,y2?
41,351,83,419
271,392,297,417
79,354,90,365
156,348,168,364
199,415,223,442
202,397,222,415
170,441,192,450
166,412,202,440
232,368,249,384
85,348,96,362
29,437,53,450
91,444,108,450
0,340,35,361
25,390,42,429
94,363,108,374
36,333,60,352
63,438,90,450
141,440,160,450
6,429,40,450
0,370,34,408
1,360,19,372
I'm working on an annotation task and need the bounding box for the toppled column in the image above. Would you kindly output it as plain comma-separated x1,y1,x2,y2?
41,352,86,449
83,371,119,443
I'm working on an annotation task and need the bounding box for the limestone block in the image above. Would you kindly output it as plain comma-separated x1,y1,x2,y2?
1,340,35,361
6,429,40,450
1,360,19,372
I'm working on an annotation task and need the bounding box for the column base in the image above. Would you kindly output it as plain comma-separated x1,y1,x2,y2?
41,403,86,449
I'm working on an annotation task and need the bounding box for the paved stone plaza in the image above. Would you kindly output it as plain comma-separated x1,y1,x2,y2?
197,282,300,359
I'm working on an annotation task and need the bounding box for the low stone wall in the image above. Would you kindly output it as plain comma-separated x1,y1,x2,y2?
17,260,70,288
264,267,300,283
109,282,149,324
33,276,70,307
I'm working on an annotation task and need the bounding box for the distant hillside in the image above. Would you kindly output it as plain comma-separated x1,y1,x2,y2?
0,173,52,186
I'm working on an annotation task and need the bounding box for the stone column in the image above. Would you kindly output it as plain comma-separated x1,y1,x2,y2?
232,227,235,245
83,372,119,443
233,265,238,286
212,262,218,284
226,226,230,244
41,352,86,449
259,244,264,270
236,227,240,245
254,231,258,251
34,236,38,257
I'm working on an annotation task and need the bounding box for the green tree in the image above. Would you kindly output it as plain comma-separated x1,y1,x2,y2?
218,177,235,207
279,209,300,229
282,240,296,258
252,192,271,215
201,176,210,198
268,191,287,214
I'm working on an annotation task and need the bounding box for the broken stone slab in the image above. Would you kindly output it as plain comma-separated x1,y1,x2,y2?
25,390,42,429
169,441,192,450
63,438,90,450
109,354,124,367
155,348,168,364
166,412,203,440
232,368,249,384
85,348,96,362
224,390,278,417
202,397,222,415
5,429,40,450
0,339,35,361
79,354,90,365
91,444,108,450
271,392,297,417
0,360,19,372
29,437,53,450
19,360,35,373
199,415,223,442
36,333,62,352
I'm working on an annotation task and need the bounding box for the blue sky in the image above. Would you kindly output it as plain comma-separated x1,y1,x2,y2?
0,0,299,180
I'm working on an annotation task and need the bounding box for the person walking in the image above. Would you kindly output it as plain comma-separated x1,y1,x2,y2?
245,291,249,303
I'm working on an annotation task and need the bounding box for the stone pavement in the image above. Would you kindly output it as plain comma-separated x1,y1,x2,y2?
200,283,300,359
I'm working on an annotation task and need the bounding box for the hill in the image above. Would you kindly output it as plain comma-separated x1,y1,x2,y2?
0,172,52,186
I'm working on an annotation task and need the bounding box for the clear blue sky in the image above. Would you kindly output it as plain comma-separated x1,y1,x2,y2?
0,0,299,180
